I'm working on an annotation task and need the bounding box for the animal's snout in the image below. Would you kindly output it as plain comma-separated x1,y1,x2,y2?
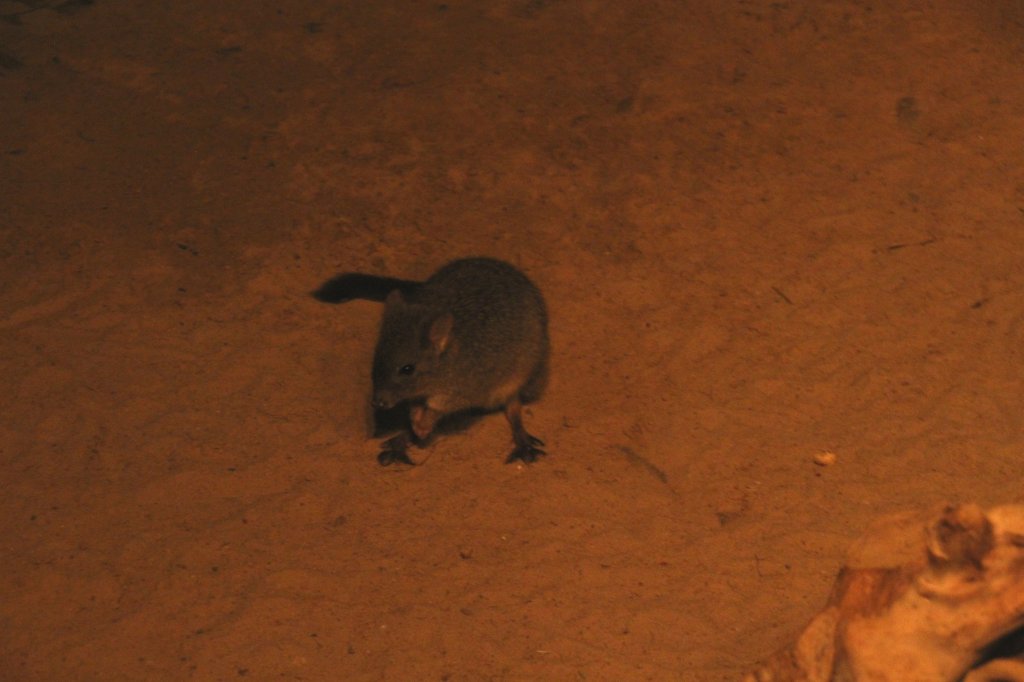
371,395,395,410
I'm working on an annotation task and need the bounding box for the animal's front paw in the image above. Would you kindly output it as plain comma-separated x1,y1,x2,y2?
378,434,416,466
378,449,416,466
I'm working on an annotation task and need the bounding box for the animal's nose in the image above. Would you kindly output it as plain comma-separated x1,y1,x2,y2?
372,396,393,410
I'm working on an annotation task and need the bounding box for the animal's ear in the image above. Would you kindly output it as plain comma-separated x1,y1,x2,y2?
385,289,405,307
428,313,454,355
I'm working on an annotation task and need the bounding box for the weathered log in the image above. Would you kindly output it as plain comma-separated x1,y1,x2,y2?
745,503,1024,681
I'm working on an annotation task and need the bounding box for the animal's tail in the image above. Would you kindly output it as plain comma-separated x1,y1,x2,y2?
311,274,421,303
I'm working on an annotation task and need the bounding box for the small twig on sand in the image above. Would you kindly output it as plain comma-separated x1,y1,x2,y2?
771,286,793,304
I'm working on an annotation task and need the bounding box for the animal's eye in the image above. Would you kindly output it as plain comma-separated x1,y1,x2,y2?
398,364,415,376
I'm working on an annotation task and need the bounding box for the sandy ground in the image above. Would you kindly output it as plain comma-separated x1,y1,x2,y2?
3,1,1024,679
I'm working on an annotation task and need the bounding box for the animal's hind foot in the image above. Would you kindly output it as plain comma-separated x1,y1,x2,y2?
506,435,545,464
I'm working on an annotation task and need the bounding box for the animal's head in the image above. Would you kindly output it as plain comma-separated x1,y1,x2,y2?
371,290,455,409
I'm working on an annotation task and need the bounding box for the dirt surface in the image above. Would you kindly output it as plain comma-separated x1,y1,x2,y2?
3,1,1024,680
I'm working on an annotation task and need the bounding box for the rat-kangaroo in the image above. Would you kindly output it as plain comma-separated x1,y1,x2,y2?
312,257,549,465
